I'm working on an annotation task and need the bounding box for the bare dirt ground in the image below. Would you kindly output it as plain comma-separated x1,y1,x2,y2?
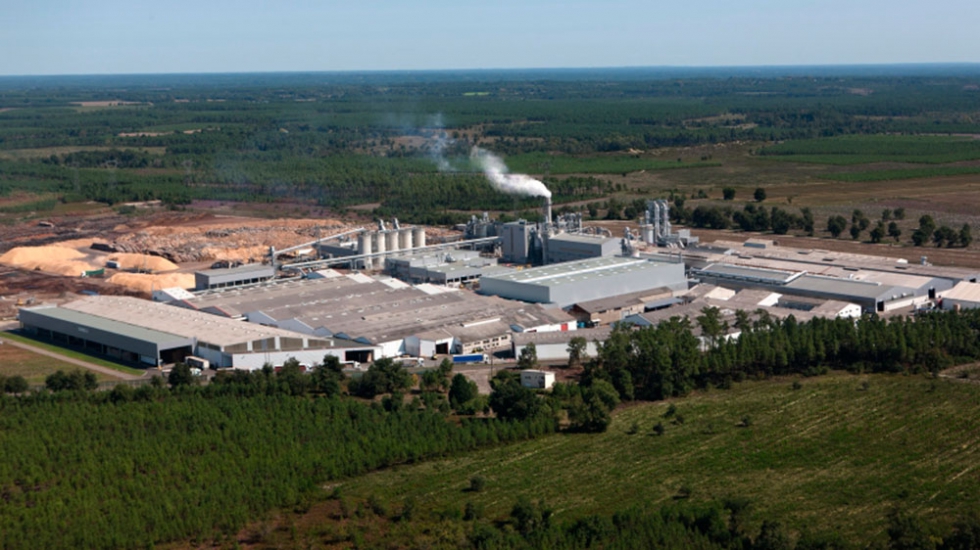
0,203,458,299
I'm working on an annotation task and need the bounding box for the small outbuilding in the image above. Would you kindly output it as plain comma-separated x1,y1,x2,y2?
520,369,556,390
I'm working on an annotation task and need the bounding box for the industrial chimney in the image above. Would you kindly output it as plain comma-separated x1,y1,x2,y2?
544,196,553,226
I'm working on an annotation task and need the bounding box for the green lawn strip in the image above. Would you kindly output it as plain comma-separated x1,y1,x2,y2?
0,347,109,384
340,373,980,544
1,331,146,376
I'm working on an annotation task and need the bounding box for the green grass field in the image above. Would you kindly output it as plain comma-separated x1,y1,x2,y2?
339,373,980,544
821,166,980,182
0,341,109,384
1,331,145,376
758,135,980,165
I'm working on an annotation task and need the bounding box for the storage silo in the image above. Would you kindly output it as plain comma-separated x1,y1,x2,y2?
373,231,386,269
413,227,426,248
386,230,400,255
358,232,373,270
399,227,413,250
641,224,655,244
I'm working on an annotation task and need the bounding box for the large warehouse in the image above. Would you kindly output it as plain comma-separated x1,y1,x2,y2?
171,273,575,358
692,263,950,312
478,256,688,308
19,296,373,369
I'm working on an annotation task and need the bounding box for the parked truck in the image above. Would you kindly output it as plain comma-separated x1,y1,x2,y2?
452,353,489,365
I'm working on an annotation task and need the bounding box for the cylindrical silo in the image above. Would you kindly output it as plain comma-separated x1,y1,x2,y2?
386,230,399,255
641,224,655,244
358,232,372,270
373,231,386,269
399,228,413,250
413,227,426,249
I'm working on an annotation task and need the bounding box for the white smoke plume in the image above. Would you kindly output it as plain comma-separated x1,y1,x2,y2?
470,147,551,198
426,114,454,172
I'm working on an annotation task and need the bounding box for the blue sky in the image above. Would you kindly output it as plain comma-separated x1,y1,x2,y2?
2,0,977,75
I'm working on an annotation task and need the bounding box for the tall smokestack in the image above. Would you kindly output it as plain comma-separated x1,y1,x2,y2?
544,196,553,226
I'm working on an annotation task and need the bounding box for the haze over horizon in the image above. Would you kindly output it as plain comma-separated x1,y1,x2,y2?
2,0,978,76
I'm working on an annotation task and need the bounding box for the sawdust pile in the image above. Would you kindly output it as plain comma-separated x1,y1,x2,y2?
0,246,98,276
200,245,269,262
106,253,178,272
107,272,195,293
110,218,349,263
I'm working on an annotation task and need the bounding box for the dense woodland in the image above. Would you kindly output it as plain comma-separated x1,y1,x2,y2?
1,69,979,222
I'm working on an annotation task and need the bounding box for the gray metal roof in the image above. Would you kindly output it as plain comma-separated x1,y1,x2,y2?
21,305,188,347
179,272,572,345
573,287,673,313
196,263,274,278
62,296,338,349
547,233,618,246
485,257,664,286
785,275,901,301
697,263,802,284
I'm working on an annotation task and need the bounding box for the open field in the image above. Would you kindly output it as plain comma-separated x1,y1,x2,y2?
0,339,104,384
0,330,146,376
337,373,980,544
759,135,980,165
821,165,980,182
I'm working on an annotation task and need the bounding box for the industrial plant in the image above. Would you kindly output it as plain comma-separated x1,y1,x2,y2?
12,184,980,375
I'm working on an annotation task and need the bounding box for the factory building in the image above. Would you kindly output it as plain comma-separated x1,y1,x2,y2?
512,326,612,362
498,218,619,266
688,239,980,285
692,263,949,312
939,281,980,311
568,288,677,326
385,249,513,285
545,233,620,263
19,305,194,367
500,221,537,264
172,273,574,358
623,285,862,349
194,264,275,291
479,256,688,308
19,296,368,369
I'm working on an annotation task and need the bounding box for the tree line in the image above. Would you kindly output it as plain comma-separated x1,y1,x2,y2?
585,308,980,405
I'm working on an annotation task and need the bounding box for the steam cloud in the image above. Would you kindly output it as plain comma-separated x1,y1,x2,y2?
427,114,454,172
470,147,552,198
420,114,551,198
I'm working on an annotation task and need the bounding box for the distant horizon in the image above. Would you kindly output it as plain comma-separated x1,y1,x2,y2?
3,62,980,80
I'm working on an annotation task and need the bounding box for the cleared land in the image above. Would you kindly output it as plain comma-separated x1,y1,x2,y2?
337,373,980,544
0,331,145,377
0,340,104,384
